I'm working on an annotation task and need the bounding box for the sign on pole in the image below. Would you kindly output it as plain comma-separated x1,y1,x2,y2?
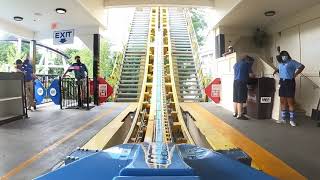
205,78,221,103
53,29,75,45
99,84,108,97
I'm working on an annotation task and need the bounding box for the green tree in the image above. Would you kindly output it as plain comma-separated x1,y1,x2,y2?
63,39,114,78
0,41,29,71
0,42,15,64
190,9,208,47
100,39,113,78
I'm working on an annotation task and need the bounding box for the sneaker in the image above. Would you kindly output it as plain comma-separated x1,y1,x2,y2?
276,119,286,124
233,113,238,117
236,115,249,120
289,121,296,127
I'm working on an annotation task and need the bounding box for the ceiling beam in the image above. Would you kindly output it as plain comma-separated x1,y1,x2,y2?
104,0,215,8
77,0,108,28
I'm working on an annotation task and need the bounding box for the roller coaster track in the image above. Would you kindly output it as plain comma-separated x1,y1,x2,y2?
122,7,195,145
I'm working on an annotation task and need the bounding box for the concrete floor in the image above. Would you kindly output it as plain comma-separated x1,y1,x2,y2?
200,103,320,180
0,102,129,180
1,102,319,179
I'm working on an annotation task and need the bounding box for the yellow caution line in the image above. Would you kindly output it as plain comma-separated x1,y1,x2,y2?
1,103,123,180
82,103,137,150
180,103,306,180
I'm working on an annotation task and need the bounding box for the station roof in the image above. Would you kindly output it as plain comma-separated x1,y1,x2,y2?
216,0,320,33
0,0,106,40
0,0,241,42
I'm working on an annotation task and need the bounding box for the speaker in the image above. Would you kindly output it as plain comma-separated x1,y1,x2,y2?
215,34,225,58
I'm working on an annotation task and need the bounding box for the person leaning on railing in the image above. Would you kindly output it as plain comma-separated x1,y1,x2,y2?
62,56,88,107
15,58,37,111
273,51,305,127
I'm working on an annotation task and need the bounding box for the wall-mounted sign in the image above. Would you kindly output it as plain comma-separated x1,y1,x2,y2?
99,84,107,97
53,29,74,45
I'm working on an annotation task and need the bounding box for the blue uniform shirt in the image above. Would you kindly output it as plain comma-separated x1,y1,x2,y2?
22,60,33,81
234,60,253,81
68,63,88,79
278,60,302,79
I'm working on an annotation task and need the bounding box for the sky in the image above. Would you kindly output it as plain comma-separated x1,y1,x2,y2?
104,8,135,52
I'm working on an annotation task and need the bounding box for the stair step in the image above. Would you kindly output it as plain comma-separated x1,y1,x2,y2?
116,98,138,102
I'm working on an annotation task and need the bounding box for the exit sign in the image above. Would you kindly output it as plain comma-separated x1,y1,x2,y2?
53,29,74,45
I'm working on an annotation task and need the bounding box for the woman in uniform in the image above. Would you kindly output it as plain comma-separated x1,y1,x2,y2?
273,51,305,126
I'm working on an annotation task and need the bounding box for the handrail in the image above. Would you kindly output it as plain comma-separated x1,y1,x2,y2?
110,47,126,100
184,9,206,101
0,39,70,59
167,8,195,144
299,74,320,89
252,54,319,89
124,7,154,143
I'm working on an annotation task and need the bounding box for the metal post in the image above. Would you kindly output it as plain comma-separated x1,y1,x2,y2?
77,80,81,108
30,40,37,72
86,76,90,110
93,34,100,106
30,40,37,110
17,38,22,55
59,76,63,110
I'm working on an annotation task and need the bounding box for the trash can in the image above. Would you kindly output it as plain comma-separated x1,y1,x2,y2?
247,77,275,119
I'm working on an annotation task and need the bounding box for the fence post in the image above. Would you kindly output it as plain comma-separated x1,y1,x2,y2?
86,76,90,110
59,76,62,110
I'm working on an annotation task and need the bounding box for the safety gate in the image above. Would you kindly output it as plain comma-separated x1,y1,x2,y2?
60,76,91,110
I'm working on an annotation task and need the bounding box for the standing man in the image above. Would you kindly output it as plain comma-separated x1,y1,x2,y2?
273,51,305,127
233,56,255,120
15,59,23,72
22,58,36,110
63,56,88,107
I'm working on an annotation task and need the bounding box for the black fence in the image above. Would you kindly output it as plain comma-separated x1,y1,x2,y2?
60,78,92,110
60,76,91,110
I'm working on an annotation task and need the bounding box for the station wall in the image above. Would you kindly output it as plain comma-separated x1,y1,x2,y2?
213,3,320,117
268,6,320,116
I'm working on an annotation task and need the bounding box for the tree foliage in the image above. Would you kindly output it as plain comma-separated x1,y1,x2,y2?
0,39,117,79
0,41,29,71
190,9,208,47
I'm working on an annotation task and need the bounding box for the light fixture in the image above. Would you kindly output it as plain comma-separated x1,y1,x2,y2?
34,12,42,16
56,8,67,14
13,16,23,21
264,11,276,17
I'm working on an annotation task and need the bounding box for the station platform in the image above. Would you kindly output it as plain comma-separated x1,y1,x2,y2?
182,103,320,180
0,103,131,180
0,102,319,179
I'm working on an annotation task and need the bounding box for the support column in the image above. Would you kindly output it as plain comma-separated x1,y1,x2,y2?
29,40,37,72
17,38,22,55
93,34,100,105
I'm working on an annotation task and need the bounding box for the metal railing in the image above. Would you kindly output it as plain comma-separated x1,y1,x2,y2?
184,9,206,100
252,54,320,89
60,76,91,110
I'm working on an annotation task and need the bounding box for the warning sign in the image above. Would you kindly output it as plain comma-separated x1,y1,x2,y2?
99,84,108,97
205,78,221,103
211,84,220,97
